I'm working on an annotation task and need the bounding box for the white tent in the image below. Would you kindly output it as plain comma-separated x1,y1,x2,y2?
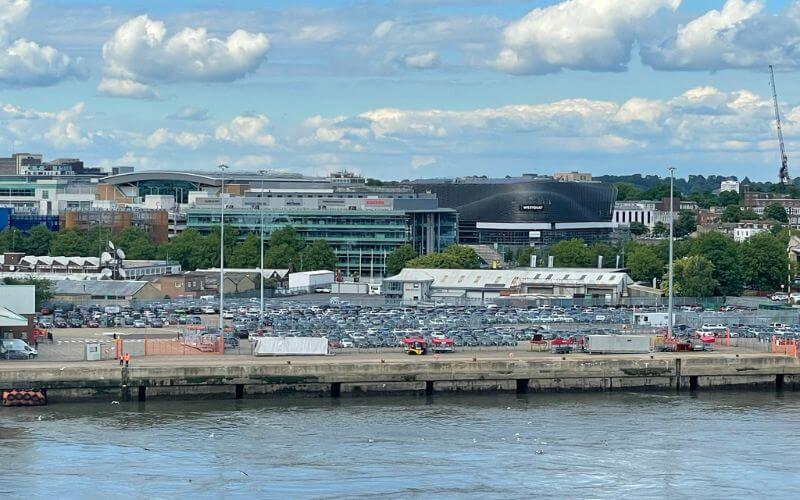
253,337,329,356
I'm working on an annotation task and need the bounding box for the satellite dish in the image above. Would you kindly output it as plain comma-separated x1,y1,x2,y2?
116,248,126,260
101,252,113,264
118,268,127,279
9,265,14,271
99,268,113,279
108,241,115,250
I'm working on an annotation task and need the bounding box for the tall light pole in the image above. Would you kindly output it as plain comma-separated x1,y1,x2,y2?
217,164,229,333
667,166,676,339
258,169,268,330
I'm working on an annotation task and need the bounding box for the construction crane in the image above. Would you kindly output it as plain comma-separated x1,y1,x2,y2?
769,65,790,188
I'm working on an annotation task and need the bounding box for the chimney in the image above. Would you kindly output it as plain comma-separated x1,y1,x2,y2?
653,277,657,289
597,255,603,269
547,255,554,268
615,255,620,268
530,254,537,268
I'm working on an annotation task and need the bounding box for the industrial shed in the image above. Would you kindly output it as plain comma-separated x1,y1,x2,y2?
383,268,632,304
52,280,163,306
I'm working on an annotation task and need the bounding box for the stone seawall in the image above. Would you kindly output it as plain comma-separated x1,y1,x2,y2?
1,353,799,403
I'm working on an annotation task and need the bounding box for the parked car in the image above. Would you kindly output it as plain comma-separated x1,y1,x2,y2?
133,320,146,328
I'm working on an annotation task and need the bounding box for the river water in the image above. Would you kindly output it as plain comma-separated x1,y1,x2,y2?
1,391,799,499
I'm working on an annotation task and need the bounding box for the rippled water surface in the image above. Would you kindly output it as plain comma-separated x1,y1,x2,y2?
1,391,799,499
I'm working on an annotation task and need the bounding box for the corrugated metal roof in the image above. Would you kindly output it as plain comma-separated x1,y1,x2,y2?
54,280,149,296
385,268,630,288
0,306,27,326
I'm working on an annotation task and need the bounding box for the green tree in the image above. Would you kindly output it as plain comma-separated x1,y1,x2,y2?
721,205,742,223
23,225,54,255
627,245,665,282
0,227,24,253
443,244,480,268
515,246,544,267
615,183,643,201
386,244,417,275
549,238,593,267
301,239,337,271
675,210,697,237
405,244,480,269
115,226,155,260
741,208,760,220
85,225,114,257
651,221,667,236
50,228,91,256
268,226,305,254
662,255,718,297
158,228,208,270
406,252,459,268
629,221,648,236
590,242,617,268
716,190,741,207
228,232,261,268
690,231,743,296
764,203,788,223
642,182,674,200
740,232,788,291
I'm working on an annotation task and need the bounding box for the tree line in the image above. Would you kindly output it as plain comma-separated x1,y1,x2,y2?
0,225,337,272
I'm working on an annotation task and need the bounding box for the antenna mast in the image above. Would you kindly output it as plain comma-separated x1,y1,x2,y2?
770,65,790,189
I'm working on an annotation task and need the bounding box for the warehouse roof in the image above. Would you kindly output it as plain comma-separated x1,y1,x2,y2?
385,268,630,289
53,280,150,297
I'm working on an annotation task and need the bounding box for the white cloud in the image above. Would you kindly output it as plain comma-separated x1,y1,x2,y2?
372,20,395,38
97,78,157,99
99,15,270,97
145,128,208,149
404,51,439,69
0,0,83,86
214,114,276,147
293,25,340,43
168,106,209,121
494,0,680,74
0,0,30,34
299,86,786,159
0,101,91,148
641,0,800,70
216,154,274,169
411,156,436,170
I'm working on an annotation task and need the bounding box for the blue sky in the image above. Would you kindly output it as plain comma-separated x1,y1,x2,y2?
1,0,800,180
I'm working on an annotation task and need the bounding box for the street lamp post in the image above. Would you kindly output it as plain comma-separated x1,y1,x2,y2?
258,169,268,330
667,166,676,339
217,164,229,333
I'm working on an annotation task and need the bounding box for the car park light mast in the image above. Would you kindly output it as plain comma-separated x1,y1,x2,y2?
667,166,675,339
218,163,229,333
258,169,268,330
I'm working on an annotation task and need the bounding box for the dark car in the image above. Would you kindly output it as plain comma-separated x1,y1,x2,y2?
149,319,164,328
86,320,100,328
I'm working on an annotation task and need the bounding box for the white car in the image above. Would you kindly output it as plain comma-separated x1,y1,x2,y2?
771,292,789,301
202,306,216,314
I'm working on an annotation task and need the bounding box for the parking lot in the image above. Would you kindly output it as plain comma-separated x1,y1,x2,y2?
13,295,791,362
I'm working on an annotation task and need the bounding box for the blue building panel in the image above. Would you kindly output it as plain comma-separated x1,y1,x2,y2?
10,213,60,232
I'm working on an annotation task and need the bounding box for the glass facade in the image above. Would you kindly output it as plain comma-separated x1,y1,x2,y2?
186,208,457,278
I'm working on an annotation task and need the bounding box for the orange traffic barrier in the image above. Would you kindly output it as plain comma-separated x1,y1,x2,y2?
771,337,798,358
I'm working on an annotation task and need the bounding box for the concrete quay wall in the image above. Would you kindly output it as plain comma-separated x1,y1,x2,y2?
1,353,799,403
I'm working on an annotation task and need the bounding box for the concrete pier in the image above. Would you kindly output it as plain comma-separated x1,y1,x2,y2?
2,352,799,403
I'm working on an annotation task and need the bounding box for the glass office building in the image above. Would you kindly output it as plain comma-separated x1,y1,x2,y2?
186,203,457,279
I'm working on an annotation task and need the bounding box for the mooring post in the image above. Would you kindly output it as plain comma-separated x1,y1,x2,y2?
121,366,131,402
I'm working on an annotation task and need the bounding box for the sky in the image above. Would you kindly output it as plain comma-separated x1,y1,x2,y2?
1,0,800,181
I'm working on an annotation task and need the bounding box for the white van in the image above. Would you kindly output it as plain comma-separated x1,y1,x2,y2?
1,339,38,359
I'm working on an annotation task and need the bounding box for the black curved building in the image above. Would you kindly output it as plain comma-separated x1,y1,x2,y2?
411,176,617,246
